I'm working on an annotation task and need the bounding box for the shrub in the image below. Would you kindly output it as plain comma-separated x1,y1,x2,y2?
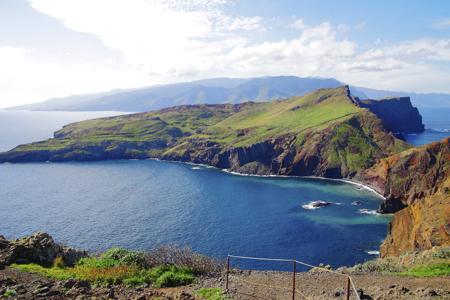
351,259,403,273
148,265,195,288
145,245,223,274
196,288,227,300
120,252,147,268
154,269,195,288
101,248,131,261
431,248,450,259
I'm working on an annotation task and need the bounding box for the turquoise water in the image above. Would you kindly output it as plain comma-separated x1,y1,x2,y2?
0,108,448,269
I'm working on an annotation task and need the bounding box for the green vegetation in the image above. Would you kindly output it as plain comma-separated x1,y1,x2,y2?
12,247,198,287
399,263,450,277
196,288,228,300
348,247,450,277
3,289,17,298
1,86,410,171
7,87,362,152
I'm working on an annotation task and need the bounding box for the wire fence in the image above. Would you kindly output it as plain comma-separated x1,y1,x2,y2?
225,254,361,300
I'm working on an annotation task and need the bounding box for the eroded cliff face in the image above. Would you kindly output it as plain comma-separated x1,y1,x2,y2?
358,137,450,213
380,180,450,257
358,137,450,257
357,97,425,134
162,112,406,179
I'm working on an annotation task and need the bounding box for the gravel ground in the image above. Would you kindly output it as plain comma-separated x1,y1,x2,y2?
1,266,449,299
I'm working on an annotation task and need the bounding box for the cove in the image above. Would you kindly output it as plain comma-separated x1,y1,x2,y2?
0,159,389,269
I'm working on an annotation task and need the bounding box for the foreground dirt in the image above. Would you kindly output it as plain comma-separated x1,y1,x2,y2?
1,266,449,299
226,270,450,299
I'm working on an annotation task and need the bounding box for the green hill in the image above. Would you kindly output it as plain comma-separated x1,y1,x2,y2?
0,86,409,178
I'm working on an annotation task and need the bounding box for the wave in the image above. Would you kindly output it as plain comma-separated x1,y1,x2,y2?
367,250,380,255
358,209,380,216
191,166,201,170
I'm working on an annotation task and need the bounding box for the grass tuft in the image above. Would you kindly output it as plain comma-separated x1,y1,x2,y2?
196,288,227,300
399,263,450,277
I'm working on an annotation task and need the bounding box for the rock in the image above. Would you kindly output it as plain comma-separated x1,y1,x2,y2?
0,232,88,266
61,279,77,289
0,236,10,250
311,201,332,208
107,287,115,299
73,280,91,290
0,277,17,287
34,285,50,295
333,288,343,297
12,284,26,294
359,137,450,257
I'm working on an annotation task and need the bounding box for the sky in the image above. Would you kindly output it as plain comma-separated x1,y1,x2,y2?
1,0,450,108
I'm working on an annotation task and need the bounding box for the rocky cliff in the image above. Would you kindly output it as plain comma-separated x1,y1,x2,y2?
357,137,450,257
357,97,425,134
358,137,450,213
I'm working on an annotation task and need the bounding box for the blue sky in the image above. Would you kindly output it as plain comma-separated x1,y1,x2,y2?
0,0,449,107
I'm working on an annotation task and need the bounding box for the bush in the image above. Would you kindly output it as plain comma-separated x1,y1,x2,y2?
101,248,131,261
351,259,403,273
196,288,227,300
148,265,195,288
144,245,223,274
154,269,195,288
431,248,450,259
120,252,147,268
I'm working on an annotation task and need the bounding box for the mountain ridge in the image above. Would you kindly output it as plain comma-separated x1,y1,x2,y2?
9,76,450,112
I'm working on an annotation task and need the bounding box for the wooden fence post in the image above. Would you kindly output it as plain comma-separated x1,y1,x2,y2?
226,255,230,290
346,276,351,300
292,260,296,300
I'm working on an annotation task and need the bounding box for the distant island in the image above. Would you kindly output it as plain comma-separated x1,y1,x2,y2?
1,86,448,259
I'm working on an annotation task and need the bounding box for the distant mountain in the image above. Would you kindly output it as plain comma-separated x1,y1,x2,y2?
9,76,450,111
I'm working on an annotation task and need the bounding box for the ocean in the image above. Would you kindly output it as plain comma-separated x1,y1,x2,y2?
0,108,448,269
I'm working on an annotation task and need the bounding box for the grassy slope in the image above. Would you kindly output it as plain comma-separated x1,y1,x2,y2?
10,87,361,151
1,86,409,176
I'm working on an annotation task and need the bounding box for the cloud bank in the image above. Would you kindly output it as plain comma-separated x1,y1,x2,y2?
1,0,449,107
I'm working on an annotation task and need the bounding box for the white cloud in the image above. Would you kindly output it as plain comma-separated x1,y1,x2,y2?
290,19,306,30
1,0,450,108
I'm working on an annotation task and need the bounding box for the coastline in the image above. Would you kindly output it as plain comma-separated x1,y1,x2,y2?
149,158,387,200
1,155,386,200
